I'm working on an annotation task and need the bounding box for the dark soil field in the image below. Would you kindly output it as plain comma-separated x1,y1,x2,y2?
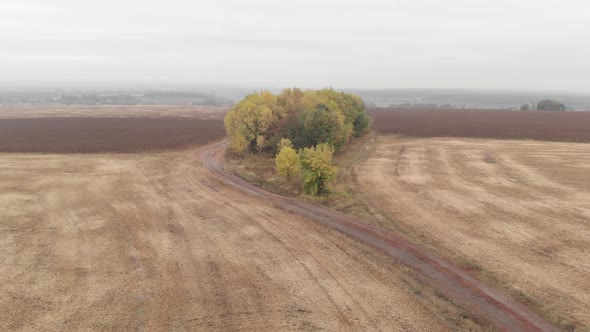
0,117,225,153
368,108,590,142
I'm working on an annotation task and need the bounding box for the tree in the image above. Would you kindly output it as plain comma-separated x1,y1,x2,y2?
353,112,370,137
275,139,300,180
537,99,565,111
520,104,530,111
229,131,249,153
271,88,306,150
299,143,338,195
277,137,294,150
315,89,368,137
256,135,267,152
302,103,347,150
224,91,283,153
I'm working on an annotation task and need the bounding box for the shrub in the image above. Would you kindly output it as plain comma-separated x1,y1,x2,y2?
299,143,338,195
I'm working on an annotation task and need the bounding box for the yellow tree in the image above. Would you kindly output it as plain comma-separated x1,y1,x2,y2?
224,91,282,153
277,137,293,150
275,139,300,180
299,143,338,195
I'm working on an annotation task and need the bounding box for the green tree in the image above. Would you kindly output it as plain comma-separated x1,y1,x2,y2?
272,88,306,150
353,112,370,137
315,89,368,137
537,99,565,111
275,139,300,180
302,103,347,150
299,143,338,195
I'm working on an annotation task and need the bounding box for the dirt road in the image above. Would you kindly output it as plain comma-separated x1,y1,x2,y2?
1,148,465,330
200,141,558,331
356,136,590,329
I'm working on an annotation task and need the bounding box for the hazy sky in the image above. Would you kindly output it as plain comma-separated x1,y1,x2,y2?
1,0,589,91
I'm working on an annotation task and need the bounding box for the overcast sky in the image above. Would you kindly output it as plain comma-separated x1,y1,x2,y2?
1,0,589,92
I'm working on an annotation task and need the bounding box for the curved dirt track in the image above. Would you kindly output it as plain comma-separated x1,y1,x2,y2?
2,148,460,330
200,140,558,332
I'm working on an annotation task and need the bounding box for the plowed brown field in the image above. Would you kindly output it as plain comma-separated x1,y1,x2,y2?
367,108,590,142
0,117,225,153
0,106,228,153
356,136,590,329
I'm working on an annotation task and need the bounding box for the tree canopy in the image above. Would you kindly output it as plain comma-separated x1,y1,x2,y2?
223,91,283,153
225,88,369,195
224,88,369,154
537,99,565,111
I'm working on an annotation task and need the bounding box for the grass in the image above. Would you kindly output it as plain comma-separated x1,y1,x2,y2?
459,311,471,319
224,135,374,206
224,151,302,196
483,154,496,164
434,289,455,304
412,286,423,296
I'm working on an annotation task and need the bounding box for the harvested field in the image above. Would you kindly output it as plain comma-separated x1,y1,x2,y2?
0,117,225,153
0,149,470,331
356,136,590,329
368,108,590,142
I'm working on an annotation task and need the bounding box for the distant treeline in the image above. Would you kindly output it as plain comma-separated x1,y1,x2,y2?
347,89,590,110
386,100,567,111
0,90,233,106
142,91,210,99
386,103,454,109
60,94,137,105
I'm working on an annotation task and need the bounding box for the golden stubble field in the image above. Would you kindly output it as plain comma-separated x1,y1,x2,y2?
1,151,463,331
0,106,480,331
356,136,590,328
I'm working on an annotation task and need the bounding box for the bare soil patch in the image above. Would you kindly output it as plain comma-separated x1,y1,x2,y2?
368,108,590,142
0,117,225,153
356,136,590,329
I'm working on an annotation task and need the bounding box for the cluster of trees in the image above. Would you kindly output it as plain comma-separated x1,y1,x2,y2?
520,99,566,111
224,88,369,154
60,94,137,105
224,88,369,195
274,139,338,195
537,99,566,111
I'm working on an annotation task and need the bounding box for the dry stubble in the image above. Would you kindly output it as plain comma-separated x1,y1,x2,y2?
357,136,590,328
